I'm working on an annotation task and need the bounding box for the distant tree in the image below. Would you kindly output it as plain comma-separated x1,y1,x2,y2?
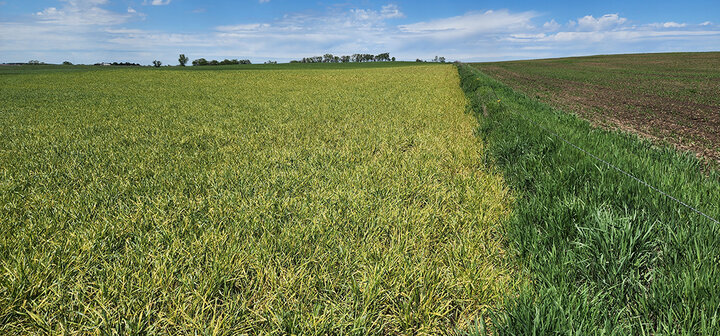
439,56,446,63
416,59,423,62
192,58,208,66
152,60,162,67
28,60,42,65
375,53,390,62
178,54,188,66
352,54,371,62
391,57,396,62
62,61,73,65
209,60,219,66
299,56,326,63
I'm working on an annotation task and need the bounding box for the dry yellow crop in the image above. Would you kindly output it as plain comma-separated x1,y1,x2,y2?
0,64,515,334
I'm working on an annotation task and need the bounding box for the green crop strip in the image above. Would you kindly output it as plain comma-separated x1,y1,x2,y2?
0,65,516,334
457,63,720,335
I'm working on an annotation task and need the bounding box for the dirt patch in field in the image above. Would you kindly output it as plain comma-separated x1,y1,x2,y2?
478,59,720,164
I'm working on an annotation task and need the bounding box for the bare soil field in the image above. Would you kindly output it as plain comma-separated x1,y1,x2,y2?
473,52,720,163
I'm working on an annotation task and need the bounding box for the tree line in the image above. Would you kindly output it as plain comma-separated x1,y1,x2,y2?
291,53,395,64
17,53,447,67
93,62,141,66
191,58,252,66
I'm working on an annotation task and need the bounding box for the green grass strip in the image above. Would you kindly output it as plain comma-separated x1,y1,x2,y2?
456,63,720,335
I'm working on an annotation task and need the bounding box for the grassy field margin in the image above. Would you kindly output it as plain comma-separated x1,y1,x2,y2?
456,63,720,335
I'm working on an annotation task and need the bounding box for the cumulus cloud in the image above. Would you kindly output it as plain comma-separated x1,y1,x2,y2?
574,14,627,31
543,19,561,31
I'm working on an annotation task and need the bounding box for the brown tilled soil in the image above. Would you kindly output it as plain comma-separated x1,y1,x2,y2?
474,52,720,164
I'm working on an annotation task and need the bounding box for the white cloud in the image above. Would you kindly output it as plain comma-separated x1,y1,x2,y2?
259,0,270,3
33,0,135,26
503,19,720,46
36,7,59,16
349,4,404,23
663,22,686,28
149,0,171,5
399,10,537,38
67,0,110,5
350,9,378,21
215,23,271,32
701,21,712,26
380,5,404,19
543,19,561,31
537,29,720,43
648,21,687,28
105,28,146,34
576,14,627,31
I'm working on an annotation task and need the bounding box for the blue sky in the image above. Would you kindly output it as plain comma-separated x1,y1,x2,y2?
1,0,718,64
